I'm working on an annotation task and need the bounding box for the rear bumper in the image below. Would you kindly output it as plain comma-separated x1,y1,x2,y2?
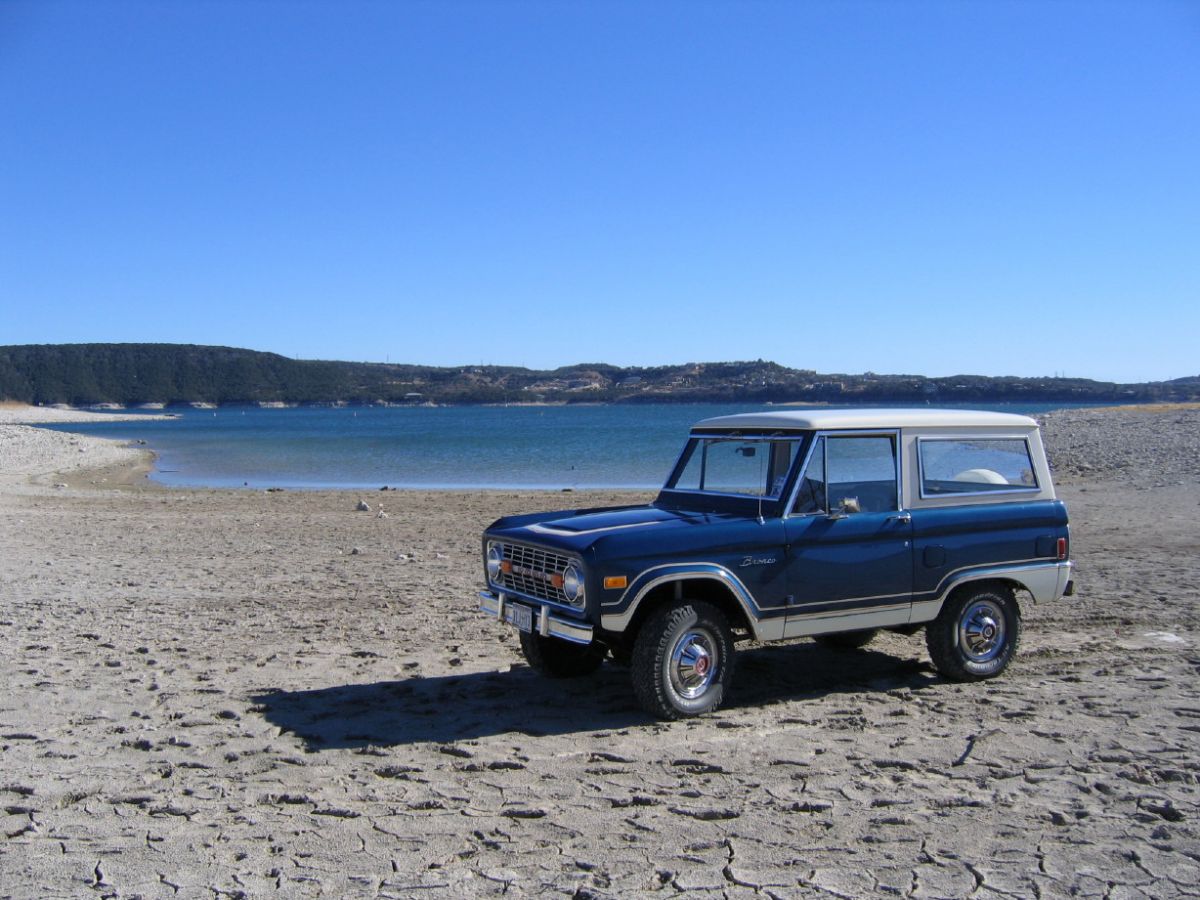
1056,561,1075,600
478,590,594,645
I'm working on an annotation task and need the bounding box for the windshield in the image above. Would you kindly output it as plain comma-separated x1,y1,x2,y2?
666,436,804,499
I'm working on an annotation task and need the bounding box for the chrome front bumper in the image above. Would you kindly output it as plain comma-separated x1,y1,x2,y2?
478,590,594,645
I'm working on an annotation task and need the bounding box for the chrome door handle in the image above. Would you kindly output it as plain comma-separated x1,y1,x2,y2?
888,512,912,524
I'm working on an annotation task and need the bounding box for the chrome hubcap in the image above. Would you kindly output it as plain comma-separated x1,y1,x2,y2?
670,628,719,700
959,599,1006,662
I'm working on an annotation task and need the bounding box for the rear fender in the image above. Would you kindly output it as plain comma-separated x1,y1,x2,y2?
910,561,1073,623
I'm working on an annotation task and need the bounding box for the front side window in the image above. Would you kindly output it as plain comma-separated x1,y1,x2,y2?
920,438,1038,495
669,438,801,499
791,433,899,514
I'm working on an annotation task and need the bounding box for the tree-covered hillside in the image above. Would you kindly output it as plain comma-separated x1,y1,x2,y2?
0,343,1195,406
0,344,355,405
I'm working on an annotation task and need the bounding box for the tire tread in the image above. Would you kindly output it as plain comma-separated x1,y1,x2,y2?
926,583,1020,681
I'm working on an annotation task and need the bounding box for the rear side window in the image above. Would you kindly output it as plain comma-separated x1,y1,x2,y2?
919,438,1038,495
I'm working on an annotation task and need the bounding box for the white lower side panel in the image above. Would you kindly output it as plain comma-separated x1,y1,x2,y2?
782,604,911,639
910,561,1073,624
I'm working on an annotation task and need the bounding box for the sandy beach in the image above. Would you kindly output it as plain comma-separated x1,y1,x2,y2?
1,406,1198,898
0,405,172,490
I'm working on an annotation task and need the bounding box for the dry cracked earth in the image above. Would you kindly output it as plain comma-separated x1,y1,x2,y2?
2,410,1199,898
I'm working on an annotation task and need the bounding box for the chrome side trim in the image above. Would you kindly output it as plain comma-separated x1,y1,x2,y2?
784,604,912,639
597,557,1071,642
786,599,911,622
478,590,594,645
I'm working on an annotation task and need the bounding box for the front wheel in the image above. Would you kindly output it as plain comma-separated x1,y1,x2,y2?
519,632,605,678
925,584,1020,681
631,600,734,720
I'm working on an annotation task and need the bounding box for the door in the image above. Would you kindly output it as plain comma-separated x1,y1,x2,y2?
782,433,913,637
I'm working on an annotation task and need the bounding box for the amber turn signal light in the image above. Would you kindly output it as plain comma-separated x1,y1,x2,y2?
603,576,628,590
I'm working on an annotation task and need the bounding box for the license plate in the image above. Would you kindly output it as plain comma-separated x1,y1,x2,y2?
506,602,534,634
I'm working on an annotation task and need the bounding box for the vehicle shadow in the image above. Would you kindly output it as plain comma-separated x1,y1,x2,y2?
251,643,940,751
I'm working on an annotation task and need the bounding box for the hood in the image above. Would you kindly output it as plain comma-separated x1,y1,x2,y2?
487,504,712,554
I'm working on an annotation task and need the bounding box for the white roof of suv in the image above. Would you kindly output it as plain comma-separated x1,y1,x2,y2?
693,408,1038,431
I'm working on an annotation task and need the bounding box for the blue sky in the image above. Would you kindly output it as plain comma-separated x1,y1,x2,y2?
1,1,1197,382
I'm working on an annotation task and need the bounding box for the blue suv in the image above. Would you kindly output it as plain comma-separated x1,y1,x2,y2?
480,409,1073,719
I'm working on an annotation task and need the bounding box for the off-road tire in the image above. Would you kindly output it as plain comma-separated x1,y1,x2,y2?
926,583,1021,681
519,631,605,678
631,600,735,720
813,628,878,651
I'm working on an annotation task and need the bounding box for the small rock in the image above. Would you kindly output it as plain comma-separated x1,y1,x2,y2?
356,500,371,512
501,807,546,819
350,547,364,556
1146,801,1185,822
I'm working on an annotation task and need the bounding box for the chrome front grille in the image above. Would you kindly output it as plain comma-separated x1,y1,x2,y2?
496,542,571,605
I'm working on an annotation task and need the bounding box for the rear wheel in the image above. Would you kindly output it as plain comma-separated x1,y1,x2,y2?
632,600,734,719
813,629,877,651
926,584,1020,681
519,631,605,678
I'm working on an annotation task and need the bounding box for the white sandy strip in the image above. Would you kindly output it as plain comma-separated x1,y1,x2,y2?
0,406,171,485
0,405,175,425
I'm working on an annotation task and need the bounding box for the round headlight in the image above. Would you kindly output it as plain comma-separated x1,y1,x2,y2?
486,543,503,581
562,563,585,605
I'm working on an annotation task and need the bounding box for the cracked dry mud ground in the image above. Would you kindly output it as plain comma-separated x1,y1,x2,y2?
2,415,1200,898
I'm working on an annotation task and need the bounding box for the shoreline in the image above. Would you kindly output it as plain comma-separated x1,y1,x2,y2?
6,400,1200,494
6,397,1197,415
0,404,167,490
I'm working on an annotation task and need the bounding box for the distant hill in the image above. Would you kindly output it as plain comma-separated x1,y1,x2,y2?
0,343,1194,407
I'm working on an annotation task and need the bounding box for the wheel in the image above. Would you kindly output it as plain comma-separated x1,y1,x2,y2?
631,600,735,719
813,628,877,650
519,632,605,678
925,583,1020,681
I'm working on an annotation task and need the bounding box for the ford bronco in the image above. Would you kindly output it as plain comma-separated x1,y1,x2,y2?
479,409,1073,719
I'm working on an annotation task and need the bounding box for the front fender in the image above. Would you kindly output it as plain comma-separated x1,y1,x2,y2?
599,563,778,640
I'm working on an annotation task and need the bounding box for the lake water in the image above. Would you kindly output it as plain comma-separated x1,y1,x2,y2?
43,402,1094,491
